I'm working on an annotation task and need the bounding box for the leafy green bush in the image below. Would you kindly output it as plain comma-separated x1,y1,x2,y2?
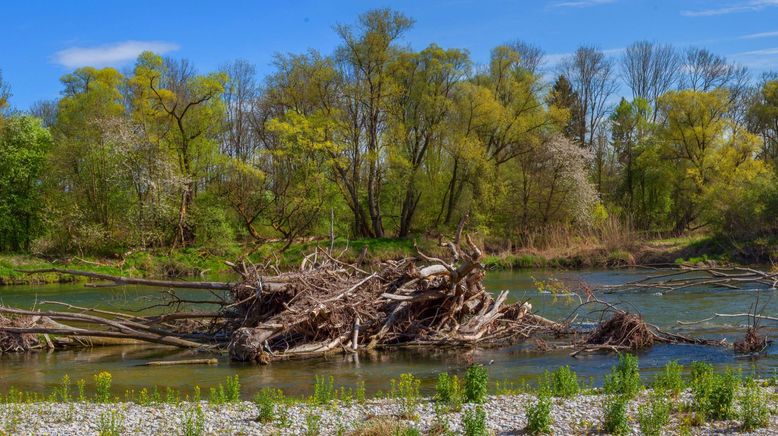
390,373,421,419
94,371,113,403
97,408,124,436
637,394,670,436
254,387,285,423
525,389,552,435
312,375,335,405
602,395,629,435
182,404,206,436
544,365,580,398
739,377,769,431
435,372,463,410
692,368,738,420
603,354,642,398
462,405,488,436
653,360,684,396
464,364,489,404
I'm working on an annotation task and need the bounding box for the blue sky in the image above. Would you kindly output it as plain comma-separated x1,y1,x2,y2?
3,0,778,109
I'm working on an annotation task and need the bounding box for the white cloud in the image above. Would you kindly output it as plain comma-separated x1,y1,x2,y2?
681,0,778,17
549,0,616,8
730,47,778,69
53,40,179,68
738,30,778,39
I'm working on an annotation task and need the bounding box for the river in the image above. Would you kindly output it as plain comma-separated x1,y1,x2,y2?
0,269,775,397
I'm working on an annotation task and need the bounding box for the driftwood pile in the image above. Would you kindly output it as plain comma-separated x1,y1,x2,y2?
0,237,562,363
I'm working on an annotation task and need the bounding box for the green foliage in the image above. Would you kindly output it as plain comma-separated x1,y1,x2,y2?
0,115,52,251
57,375,71,403
602,395,629,436
464,364,489,404
637,394,670,436
525,389,553,435
305,412,321,436
254,387,285,423
94,371,112,403
543,365,579,398
653,360,684,396
182,404,206,436
603,354,642,399
312,375,336,405
390,373,421,419
462,405,488,436
435,372,463,410
209,375,240,404
97,408,125,436
691,367,739,420
739,377,770,431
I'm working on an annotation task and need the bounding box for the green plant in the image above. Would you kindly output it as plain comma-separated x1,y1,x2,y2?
97,408,125,436
464,364,489,404
654,360,684,397
435,372,463,410
356,380,366,404
690,361,713,387
390,373,421,419
602,395,629,435
182,404,206,436
544,365,579,398
305,412,321,436
94,371,113,403
58,374,72,402
525,389,552,435
739,377,769,431
312,375,336,405
637,394,670,436
254,387,285,423
77,379,86,402
603,354,642,398
462,405,488,436
225,375,240,402
692,368,738,420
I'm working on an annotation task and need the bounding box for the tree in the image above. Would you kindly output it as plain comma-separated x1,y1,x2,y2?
620,41,681,120
747,78,778,166
547,75,582,141
386,45,469,236
130,52,226,246
656,89,731,232
0,116,52,251
609,97,650,211
335,9,414,237
0,69,10,120
559,47,618,192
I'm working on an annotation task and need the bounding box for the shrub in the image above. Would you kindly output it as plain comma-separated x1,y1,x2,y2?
739,377,769,431
435,372,463,410
603,354,642,398
390,373,421,419
182,404,206,436
305,412,321,436
254,387,285,423
97,409,124,436
94,371,113,403
225,375,240,402
525,389,552,435
464,364,489,404
692,368,738,420
77,379,86,402
462,405,488,436
544,365,579,398
690,361,713,387
312,375,335,405
58,375,71,403
654,360,684,397
602,395,629,435
637,394,670,436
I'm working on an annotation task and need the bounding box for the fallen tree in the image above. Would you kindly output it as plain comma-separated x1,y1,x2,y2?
1,237,565,363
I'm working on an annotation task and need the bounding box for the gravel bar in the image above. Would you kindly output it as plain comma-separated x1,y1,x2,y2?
0,389,776,435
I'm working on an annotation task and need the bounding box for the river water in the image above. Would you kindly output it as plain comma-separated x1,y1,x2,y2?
0,269,775,397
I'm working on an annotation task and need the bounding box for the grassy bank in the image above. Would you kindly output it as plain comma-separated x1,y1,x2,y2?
0,234,752,286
